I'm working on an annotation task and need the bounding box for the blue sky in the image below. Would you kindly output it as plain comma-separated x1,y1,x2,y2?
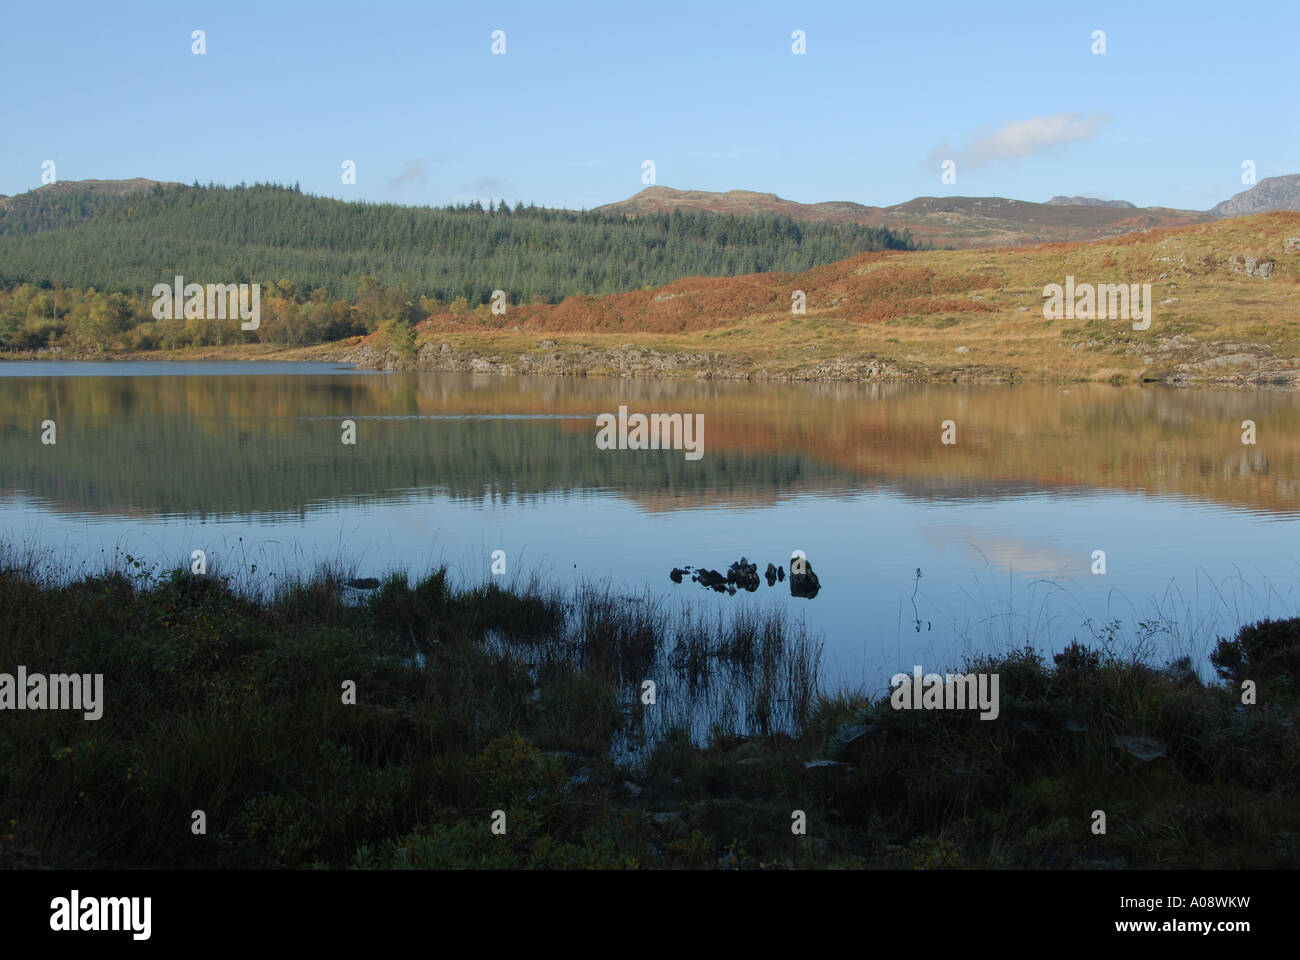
2,0,1295,211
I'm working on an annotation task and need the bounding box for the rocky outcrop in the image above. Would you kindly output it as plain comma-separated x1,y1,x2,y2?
1045,196,1135,208
1227,255,1275,278
1139,335,1300,387
323,339,913,383
1211,174,1300,217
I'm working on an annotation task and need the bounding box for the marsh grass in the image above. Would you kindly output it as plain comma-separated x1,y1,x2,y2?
1,546,1296,869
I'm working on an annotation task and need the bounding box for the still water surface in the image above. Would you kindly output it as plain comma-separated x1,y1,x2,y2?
2,360,1298,690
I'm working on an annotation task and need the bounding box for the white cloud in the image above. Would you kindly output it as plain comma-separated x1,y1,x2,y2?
928,112,1112,170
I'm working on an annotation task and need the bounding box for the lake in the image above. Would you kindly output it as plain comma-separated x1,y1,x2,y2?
2,360,1298,692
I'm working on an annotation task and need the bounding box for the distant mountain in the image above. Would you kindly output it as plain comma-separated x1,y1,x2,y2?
1211,174,1300,217
1045,196,1136,208
593,187,879,224
597,186,1211,249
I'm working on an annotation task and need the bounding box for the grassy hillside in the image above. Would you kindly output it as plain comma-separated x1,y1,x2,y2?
352,211,1300,386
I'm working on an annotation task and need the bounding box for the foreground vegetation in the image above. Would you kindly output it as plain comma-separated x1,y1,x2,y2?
1,554,1296,869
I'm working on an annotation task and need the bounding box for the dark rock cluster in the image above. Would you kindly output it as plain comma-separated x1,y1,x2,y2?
669,555,819,599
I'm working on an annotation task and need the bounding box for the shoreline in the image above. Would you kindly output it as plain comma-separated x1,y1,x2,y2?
4,339,1299,389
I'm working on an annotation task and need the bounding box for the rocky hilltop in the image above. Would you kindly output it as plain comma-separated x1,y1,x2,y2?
1211,174,1300,217
1045,196,1137,208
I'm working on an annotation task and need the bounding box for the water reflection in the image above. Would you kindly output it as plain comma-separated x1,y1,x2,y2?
1,362,1298,687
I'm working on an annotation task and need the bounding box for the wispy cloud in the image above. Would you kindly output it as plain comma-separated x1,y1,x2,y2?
460,176,508,195
385,153,453,190
927,112,1112,170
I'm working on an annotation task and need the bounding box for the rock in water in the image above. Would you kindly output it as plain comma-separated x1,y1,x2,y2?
671,558,789,595
789,557,820,599
726,557,760,592
694,568,728,592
